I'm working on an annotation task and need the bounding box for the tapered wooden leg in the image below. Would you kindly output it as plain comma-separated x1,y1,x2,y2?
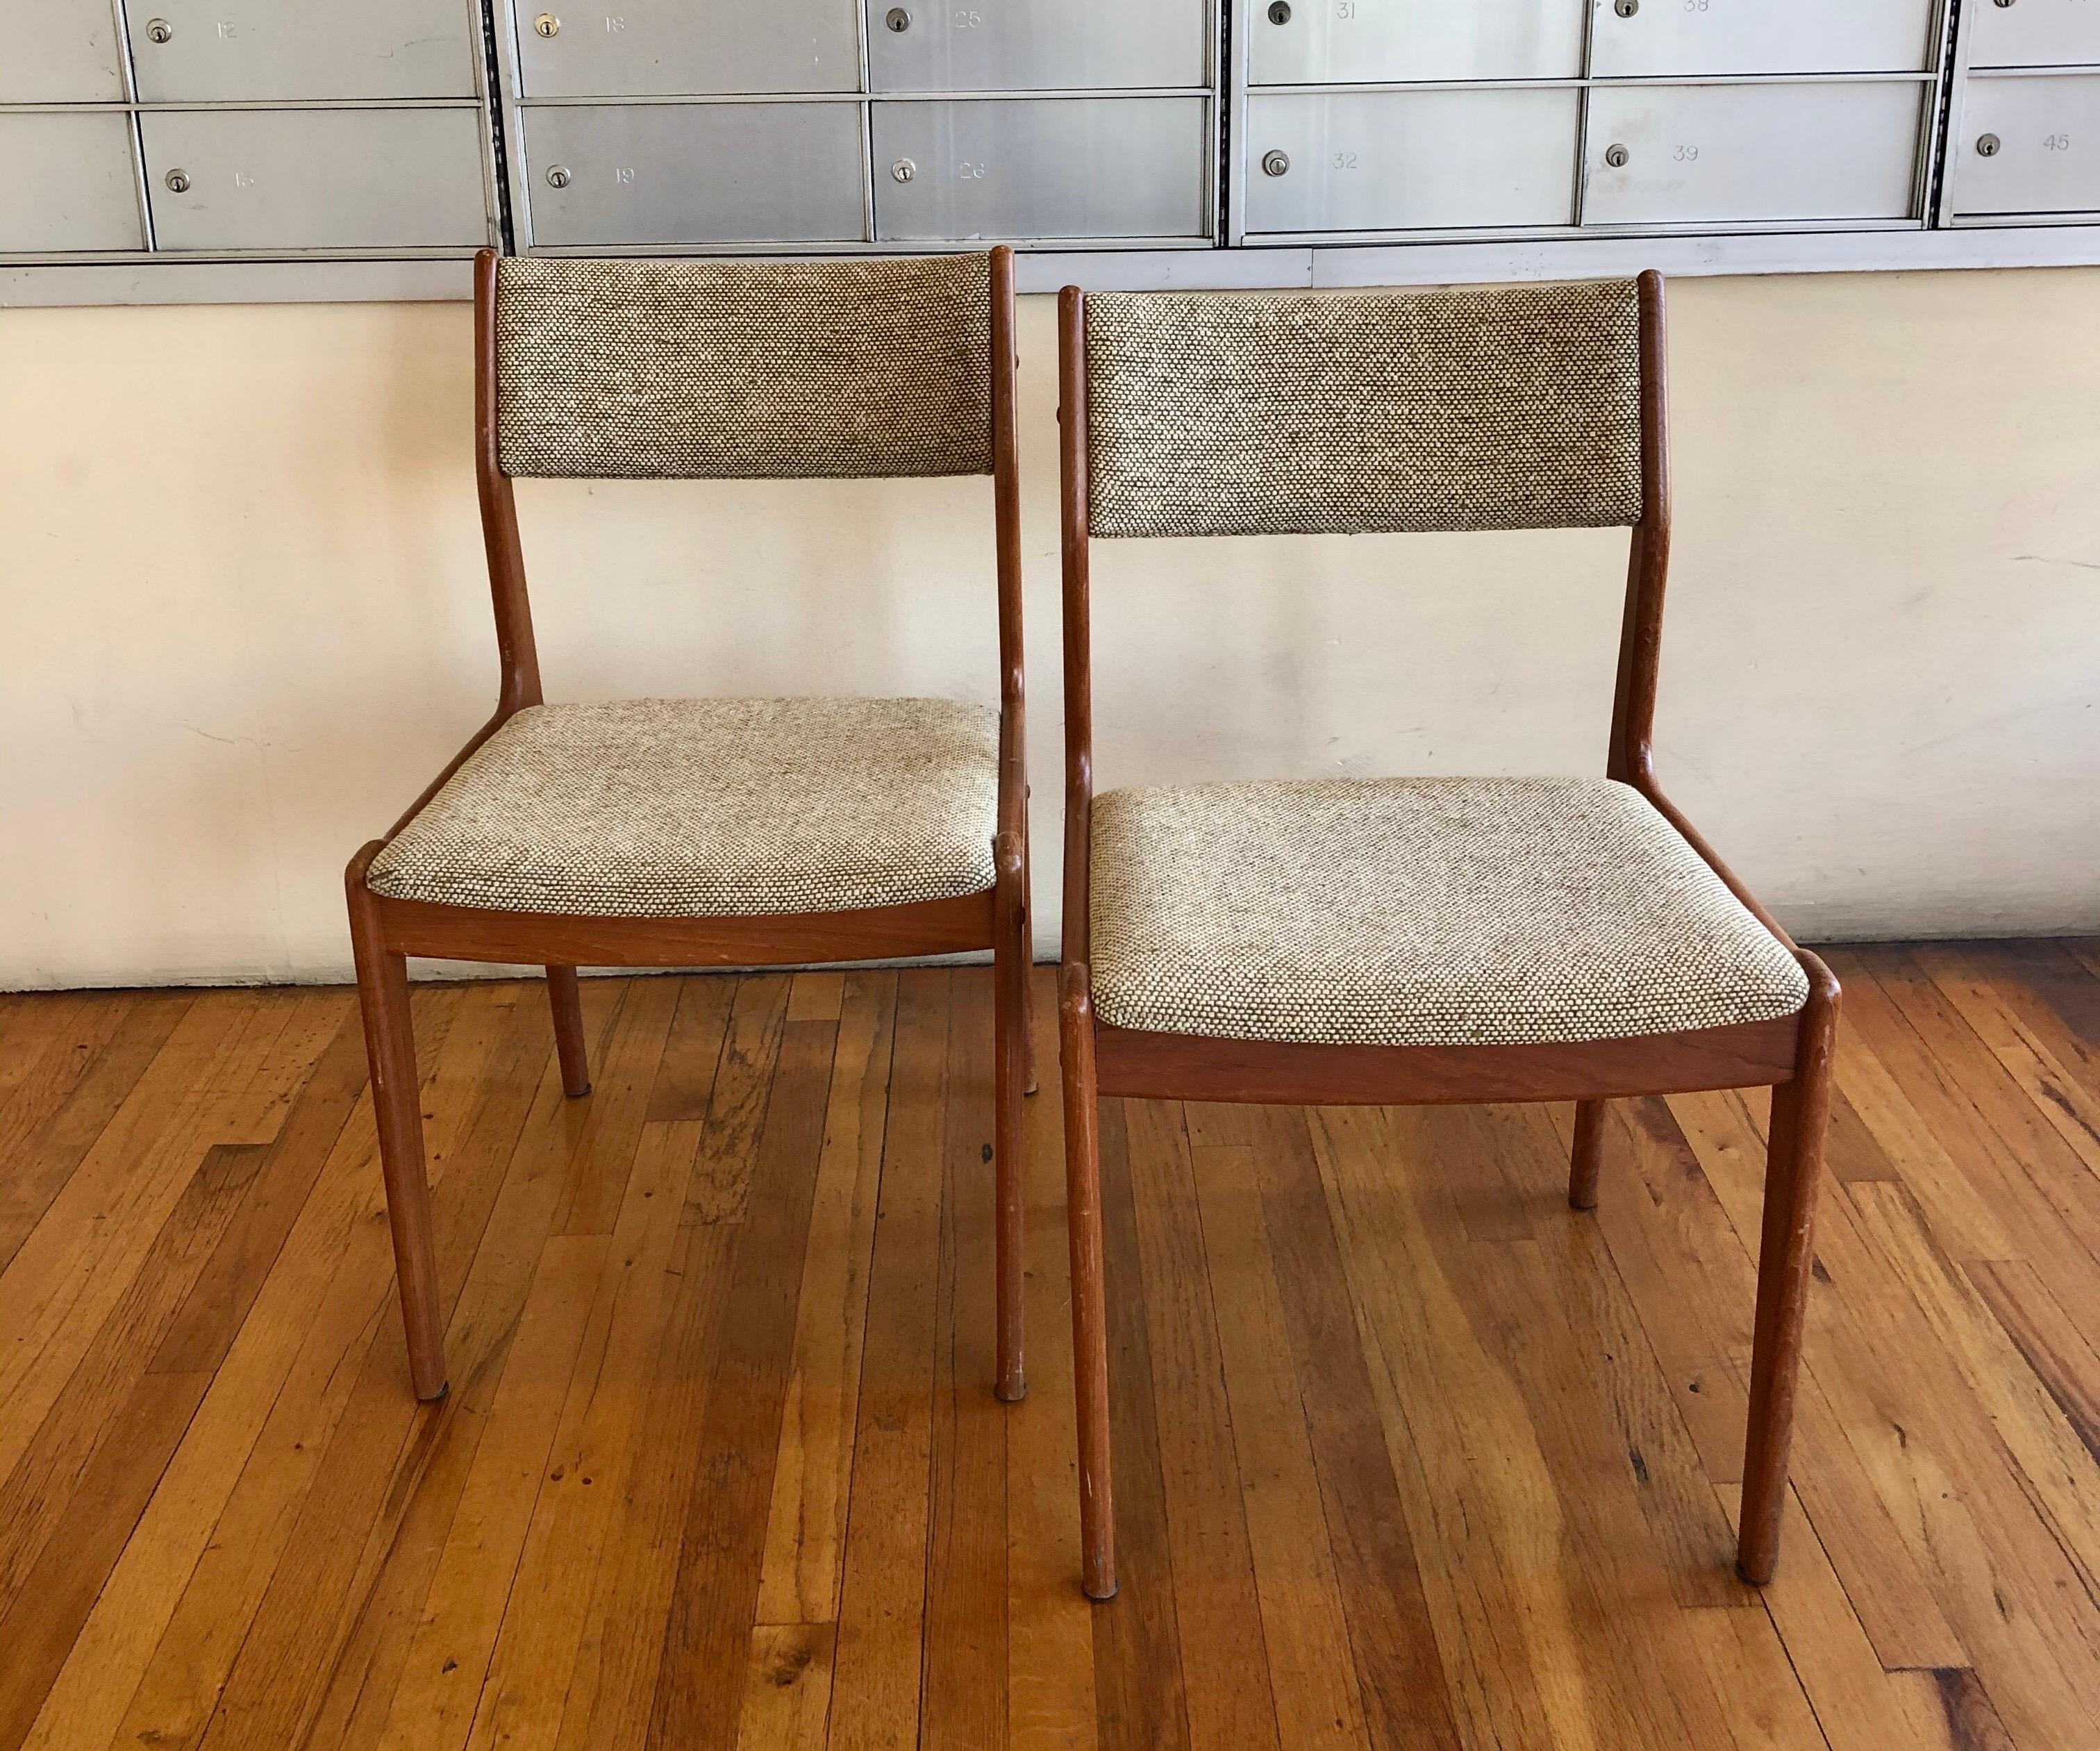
1060,963,1116,1601
993,833,1028,1404
346,846,448,1402
1018,817,1040,1097
547,965,592,1098
1569,1098,1608,1211
1738,958,1840,1584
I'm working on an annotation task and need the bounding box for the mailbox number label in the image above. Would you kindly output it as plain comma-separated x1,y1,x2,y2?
2044,133,2074,152
958,160,987,179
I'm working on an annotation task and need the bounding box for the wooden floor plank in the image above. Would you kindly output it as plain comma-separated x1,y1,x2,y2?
756,972,898,1627
461,975,738,1751
1,951,2098,1750
645,1009,839,1750
919,972,1012,1751
826,970,950,1751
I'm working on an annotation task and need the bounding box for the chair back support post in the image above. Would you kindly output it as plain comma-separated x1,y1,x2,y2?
1058,287,1094,972
474,248,545,719
990,248,1024,724
1608,268,1672,786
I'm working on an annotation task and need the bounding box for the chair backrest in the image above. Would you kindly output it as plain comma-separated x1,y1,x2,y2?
494,253,994,481
1081,279,1646,539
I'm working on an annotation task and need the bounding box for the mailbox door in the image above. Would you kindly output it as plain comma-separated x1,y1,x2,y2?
1583,81,1924,224
512,0,863,97
1588,0,1940,78
140,108,491,249
1965,0,2100,71
865,0,1211,92
3,0,126,101
1247,0,1584,85
521,101,867,244
126,0,479,100
1948,74,2100,214
872,96,1210,239
0,114,143,251
1242,88,1579,233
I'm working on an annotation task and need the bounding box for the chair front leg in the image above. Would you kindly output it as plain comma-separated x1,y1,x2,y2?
1059,964,1117,1600
1569,1098,1608,1211
1737,961,1840,1583
547,965,592,1098
994,833,1029,1404
346,847,449,1402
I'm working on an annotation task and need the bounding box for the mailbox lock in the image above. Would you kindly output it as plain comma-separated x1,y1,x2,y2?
144,16,172,42
1613,0,1638,15
1994,0,2017,8
892,158,917,183
1260,149,1290,177
533,13,560,37
1267,2,1291,23
545,165,572,188
164,168,191,193
1603,142,1631,169
885,7,911,30
1976,133,2001,157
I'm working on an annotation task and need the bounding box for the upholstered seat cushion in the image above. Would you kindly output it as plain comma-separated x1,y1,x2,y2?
366,697,999,918
1088,777,1808,1047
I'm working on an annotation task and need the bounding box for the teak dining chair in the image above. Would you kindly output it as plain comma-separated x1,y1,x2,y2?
347,247,1033,1406
1054,273,1838,1600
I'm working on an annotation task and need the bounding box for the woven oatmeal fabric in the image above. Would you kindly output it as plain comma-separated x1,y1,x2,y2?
1088,777,1806,1047
1084,279,1644,538
366,697,999,917
497,254,992,480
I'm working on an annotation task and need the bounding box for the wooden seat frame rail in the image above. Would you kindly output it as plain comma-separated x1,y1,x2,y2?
1053,272,1838,1601
347,247,1035,1406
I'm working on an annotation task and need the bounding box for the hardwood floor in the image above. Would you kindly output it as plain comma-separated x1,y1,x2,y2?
2,945,2099,1749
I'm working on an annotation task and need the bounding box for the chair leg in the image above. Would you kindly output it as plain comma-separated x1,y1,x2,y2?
1738,963,1840,1584
993,836,1028,1404
346,849,449,1402
547,965,592,1098
1569,1098,1608,1211
1060,964,1117,1601
1018,828,1040,1097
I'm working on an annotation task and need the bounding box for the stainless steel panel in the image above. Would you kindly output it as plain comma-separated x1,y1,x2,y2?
1583,81,1923,224
1589,0,1938,78
3,0,126,101
126,0,479,101
1948,74,2100,214
872,97,1208,239
1242,89,1578,233
513,0,862,97
140,108,490,250
1247,0,1582,85
0,114,142,251
866,0,1210,93
522,101,865,244
1965,0,2100,71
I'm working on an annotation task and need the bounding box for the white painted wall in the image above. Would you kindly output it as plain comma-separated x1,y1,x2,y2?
3,269,2097,989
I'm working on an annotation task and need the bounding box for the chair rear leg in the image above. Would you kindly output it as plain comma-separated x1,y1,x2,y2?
1738,963,1840,1584
547,965,592,1098
1060,964,1116,1600
347,847,449,1402
1569,1098,1608,1211
994,836,1028,1403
